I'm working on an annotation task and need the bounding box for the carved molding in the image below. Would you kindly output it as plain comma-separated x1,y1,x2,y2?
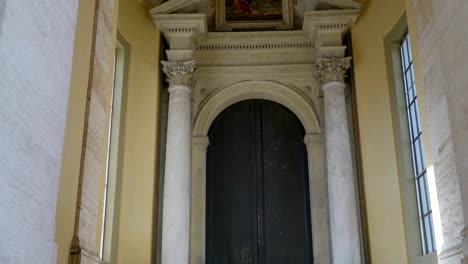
198,42,313,51
151,14,207,47
192,136,210,150
304,133,322,150
303,9,359,31
302,9,359,45
162,60,198,87
314,57,351,84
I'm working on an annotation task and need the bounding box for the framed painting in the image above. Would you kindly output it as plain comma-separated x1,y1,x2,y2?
215,0,293,31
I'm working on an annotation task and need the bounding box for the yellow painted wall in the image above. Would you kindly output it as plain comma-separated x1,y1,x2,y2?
351,0,409,263
55,0,160,263
115,0,161,263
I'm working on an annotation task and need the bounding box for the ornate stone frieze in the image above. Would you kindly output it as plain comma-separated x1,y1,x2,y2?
314,57,352,84
198,42,313,51
162,60,198,87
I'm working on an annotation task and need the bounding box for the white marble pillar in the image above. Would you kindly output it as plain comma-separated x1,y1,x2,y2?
315,57,361,264
161,60,197,264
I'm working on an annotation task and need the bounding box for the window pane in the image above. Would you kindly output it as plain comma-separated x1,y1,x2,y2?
410,103,419,138
423,173,431,211
410,67,416,85
401,44,408,69
415,138,425,174
424,215,434,253
407,35,413,61
410,104,419,140
407,84,415,99
418,137,426,171
414,100,422,133
428,215,435,252
410,144,418,176
405,70,412,91
418,176,428,214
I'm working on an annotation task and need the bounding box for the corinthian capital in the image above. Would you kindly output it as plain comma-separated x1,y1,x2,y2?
162,60,198,88
314,57,352,85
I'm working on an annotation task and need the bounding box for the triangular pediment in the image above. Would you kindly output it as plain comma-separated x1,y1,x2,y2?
148,0,361,32
147,0,363,14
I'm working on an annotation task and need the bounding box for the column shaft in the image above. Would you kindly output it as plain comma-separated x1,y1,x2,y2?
323,80,361,264
162,85,192,264
190,137,209,264
304,134,332,264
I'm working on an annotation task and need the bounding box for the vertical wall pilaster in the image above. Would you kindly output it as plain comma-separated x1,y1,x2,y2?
304,134,332,264
191,136,210,264
69,0,118,263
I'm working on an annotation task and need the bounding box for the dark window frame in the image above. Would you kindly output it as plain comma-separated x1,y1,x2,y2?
400,33,436,254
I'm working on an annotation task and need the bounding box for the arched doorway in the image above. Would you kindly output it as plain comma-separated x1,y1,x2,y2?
206,99,313,264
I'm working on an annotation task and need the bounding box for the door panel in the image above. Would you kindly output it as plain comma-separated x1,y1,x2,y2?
207,102,258,264
206,100,312,264
261,102,312,264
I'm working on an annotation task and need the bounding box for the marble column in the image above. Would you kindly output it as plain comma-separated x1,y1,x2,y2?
161,60,197,264
315,57,361,264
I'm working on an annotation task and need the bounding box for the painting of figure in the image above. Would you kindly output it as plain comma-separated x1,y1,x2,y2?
226,0,283,21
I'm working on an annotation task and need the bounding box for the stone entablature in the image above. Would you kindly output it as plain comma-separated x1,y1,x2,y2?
151,10,359,131
151,14,207,40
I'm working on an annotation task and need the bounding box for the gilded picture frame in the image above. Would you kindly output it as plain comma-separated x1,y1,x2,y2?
215,0,293,31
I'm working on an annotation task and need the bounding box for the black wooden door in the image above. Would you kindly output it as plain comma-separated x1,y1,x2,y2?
206,100,313,264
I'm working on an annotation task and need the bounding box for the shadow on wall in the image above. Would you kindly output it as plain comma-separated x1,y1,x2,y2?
0,0,6,40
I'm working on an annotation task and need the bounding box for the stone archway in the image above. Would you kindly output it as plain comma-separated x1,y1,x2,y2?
190,80,331,264
193,80,320,136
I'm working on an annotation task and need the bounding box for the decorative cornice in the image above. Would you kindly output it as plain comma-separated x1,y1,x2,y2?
161,27,199,42
162,60,198,87
303,9,360,31
151,14,207,42
198,42,313,51
314,57,352,84
302,9,360,44
314,23,348,32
